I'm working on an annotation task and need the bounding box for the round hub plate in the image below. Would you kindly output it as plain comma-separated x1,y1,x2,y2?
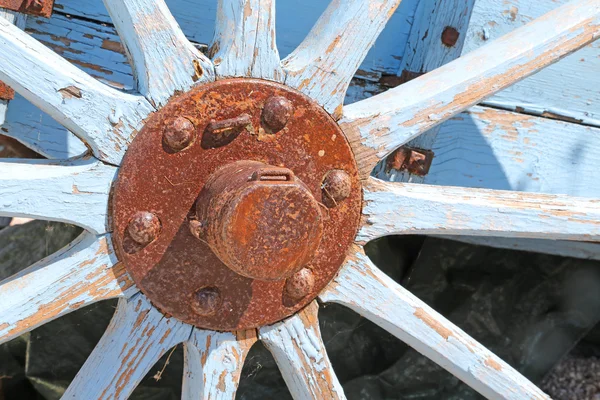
111,79,361,330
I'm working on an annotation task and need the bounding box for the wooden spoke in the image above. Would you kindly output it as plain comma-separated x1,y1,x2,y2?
0,9,26,126
210,0,283,81
0,232,135,346
0,18,154,165
259,301,346,400
103,0,214,108
319,247,550,400
283,0,401,117
182,329,256,399
342,0,600,177
0,158,116,234
358,177,600,243
63,293,192,399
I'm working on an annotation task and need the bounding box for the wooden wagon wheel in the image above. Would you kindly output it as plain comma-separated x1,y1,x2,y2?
0,0,599,398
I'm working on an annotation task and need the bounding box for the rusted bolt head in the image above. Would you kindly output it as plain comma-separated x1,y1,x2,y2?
191,287,221,316
261,96,293,133
285,267,315,300
322,170,352,208
441,26,459,47
163,116,195,152
127,211,161,246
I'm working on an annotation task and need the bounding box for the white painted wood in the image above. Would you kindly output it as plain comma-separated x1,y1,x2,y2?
465,0,600,127
374,0,475,183
418,106,600,198
359,177,600,243
63,293,192,399
103,0,214,108
183,329,256,399
319,246,550,400
0,9,26,128
282,0,401,118
341,0,600,177
0,232,136,346
259,301,346,400
0,18,154,165
0,158,116,234
211,0,283,82
438,235,600,261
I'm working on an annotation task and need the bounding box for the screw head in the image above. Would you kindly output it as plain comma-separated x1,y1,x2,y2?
127,211,161,246
441,26,459,47
322,170,352,208
261,96,293,133
163,117,195,152
191,287,221,316
285,267,315,300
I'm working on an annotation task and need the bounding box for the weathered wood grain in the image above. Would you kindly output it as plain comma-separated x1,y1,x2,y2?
465,0,600,127
183,329,256,399
423,106,600,197
0,158,116,233
63,293,192,399
373,0,475,183
0,232,135,346
0,9,26,126
103,0,214,108
210,0,283,81
342,0,600,178
259,301,346,400
54,0,417,79
0,17,154,165
283,0,401,118
319,246,550,400
359,177,600,243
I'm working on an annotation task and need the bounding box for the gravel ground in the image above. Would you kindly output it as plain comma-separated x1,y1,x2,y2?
542,356,600,400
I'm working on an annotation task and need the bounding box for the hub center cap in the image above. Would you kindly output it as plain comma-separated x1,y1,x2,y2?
111,79,361,330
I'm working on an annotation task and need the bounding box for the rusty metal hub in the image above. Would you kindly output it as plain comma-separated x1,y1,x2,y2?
111,79,361,330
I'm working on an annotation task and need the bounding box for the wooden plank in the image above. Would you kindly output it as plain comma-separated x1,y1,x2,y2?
282,0,402,118
319,246,550,400
55,0,419,79
373,0,475,182
0,158,116,234
359,177,600,243
211,0,283,82
183,329,256,399
341,0,600,178
0,9,26,126
465,0,600,127
422,106,600,198
0,17,154,165
63,293,192,399
0,232,136,346
259,301,346,400
103,0,214,108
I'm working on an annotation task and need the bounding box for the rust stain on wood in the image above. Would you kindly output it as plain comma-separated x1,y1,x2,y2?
485,357,503,371
414,307,453,340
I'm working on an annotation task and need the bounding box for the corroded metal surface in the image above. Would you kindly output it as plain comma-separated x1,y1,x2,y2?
112,79,361,330
386,146,434,176
0,0,54,18
0,81,14,101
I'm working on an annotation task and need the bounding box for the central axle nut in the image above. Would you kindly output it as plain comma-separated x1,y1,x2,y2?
194,161,324,281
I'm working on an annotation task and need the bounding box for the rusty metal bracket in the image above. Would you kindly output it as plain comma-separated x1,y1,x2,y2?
0,82,14,101
0,0,54,18
386,146,434,176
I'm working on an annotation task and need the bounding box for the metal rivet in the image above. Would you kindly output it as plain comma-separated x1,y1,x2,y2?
285,267,315,300
163,116,195,152
192,287,221,316
261,96,293,133
322,170,352,208
127,211,161,246
441,26,459,47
